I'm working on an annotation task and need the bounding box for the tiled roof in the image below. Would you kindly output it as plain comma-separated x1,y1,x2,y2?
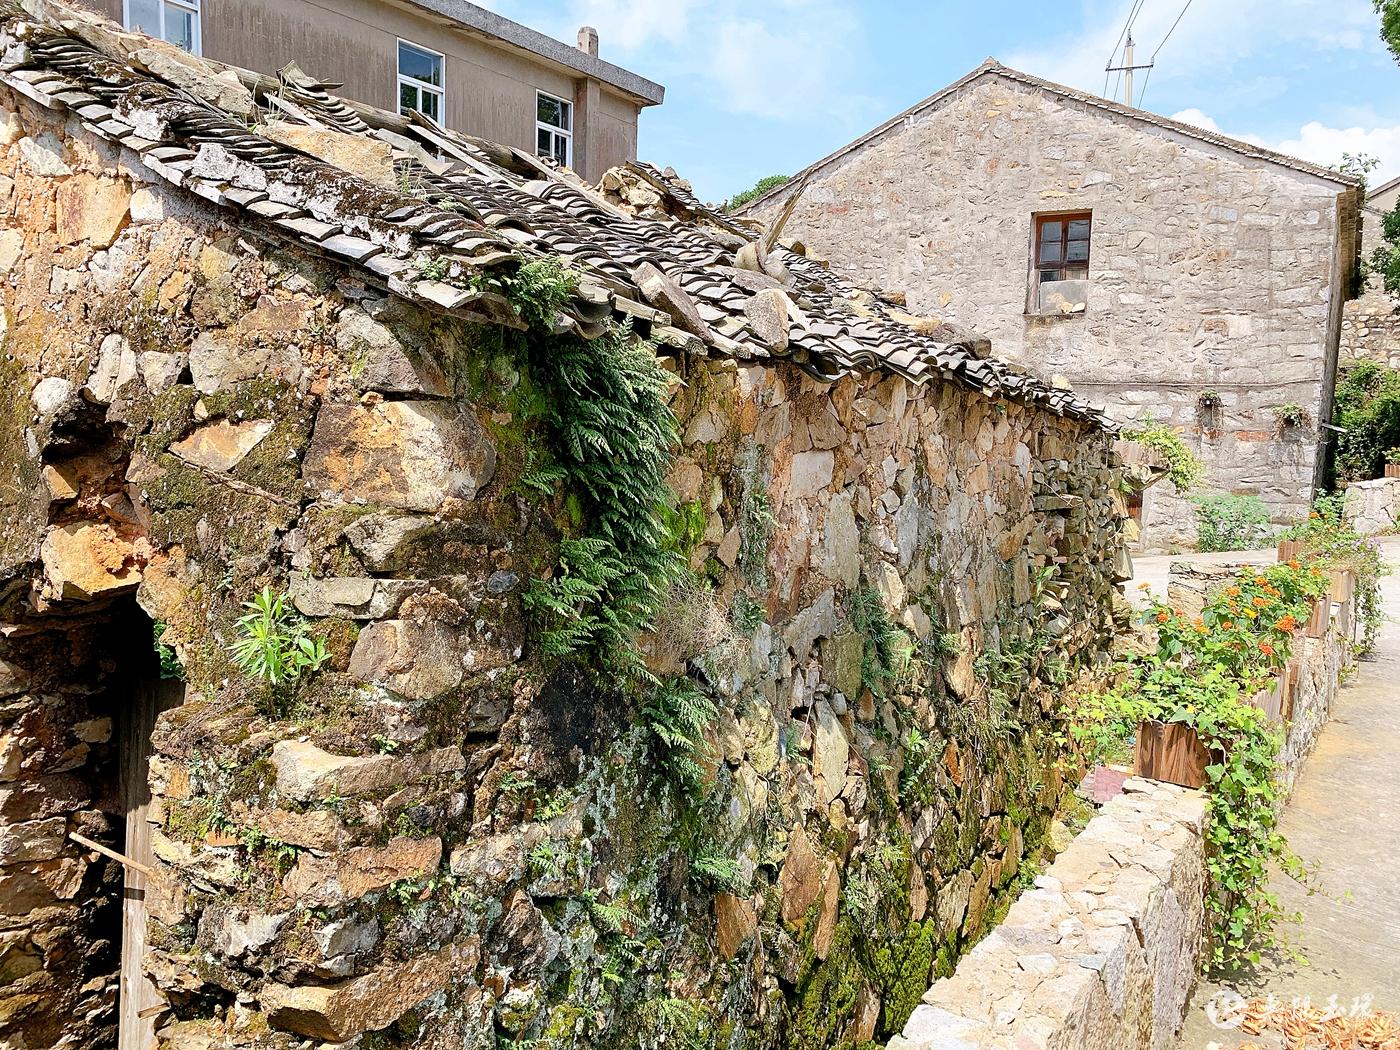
0,0,1114,429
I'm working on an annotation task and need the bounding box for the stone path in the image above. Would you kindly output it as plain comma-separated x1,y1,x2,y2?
1131,541,1400,1049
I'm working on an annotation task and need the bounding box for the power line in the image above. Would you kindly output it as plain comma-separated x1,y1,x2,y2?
1104,0,1148,97
1138,0,1195,106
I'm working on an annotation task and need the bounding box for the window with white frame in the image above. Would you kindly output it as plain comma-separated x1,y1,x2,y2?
536,92,572,167
398,41,445,124
124,0,200,54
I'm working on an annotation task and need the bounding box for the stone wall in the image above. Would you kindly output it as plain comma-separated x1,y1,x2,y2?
885,579,1353,1050
0,87,1132,1048
889,778,1208,1050
1340,204,1400,370
751,70,1360,552
1343,477,1400,535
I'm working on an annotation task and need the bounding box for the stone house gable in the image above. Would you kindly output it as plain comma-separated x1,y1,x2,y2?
748,61,1363,551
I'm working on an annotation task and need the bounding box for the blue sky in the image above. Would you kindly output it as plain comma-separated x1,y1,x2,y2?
484,0,1400,203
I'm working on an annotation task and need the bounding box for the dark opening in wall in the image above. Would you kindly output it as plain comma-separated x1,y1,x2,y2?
0,593,180,1050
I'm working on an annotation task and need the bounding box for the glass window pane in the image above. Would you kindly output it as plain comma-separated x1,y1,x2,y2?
553,137,568,165
164,4,195,50
127,0,161,32
423,91,440,121
399,82,417,116
399,43,441,86
537,94,564,128
1039,268,1061,284
537,128,552,154
1038,220,1063,245
1067,218,1091,240
1038,241,1062,265
556,100,573,131
1066,240,1089,263
1065,263,1089,279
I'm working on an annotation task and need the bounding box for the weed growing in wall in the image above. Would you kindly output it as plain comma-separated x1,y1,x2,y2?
1192,492,1272,552
228,586,329,704
848,588,915,699
153,620,183,681
638,676,719,798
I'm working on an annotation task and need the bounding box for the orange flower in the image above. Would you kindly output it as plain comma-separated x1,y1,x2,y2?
1260,641,1275,657
1275,614,1297,632
1156,611,1170,623
1225,586,1241,597
1287,560,1301,570
1222,621,1235,631
1193,618,1208,634
1228,602,1240,613
1254,576,1268,586
1137,582,1151,590
1252,595,1270,607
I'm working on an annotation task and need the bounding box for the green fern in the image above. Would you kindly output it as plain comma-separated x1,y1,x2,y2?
639,677,718,797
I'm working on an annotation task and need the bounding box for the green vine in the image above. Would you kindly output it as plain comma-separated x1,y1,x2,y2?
1074,558,1331,970
1123,416,1204,492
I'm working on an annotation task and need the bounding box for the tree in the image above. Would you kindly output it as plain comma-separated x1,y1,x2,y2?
723,175,789,212
1377,1,1400,63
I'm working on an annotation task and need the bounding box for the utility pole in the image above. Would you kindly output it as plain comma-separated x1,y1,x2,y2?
1106,32,1154,107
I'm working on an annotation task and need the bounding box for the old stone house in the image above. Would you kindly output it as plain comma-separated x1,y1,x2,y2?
746,60,1364,550
1340,174,1400,370
0,6,1131,1049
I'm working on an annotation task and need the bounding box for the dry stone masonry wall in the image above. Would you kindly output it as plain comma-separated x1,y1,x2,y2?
752,70,1360,550
0,83,1131,1049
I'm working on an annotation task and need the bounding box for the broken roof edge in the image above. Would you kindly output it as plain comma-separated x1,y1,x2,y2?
740,58,1359,215
401,0,664,106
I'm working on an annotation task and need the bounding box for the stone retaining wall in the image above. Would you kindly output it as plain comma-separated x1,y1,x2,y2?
1343,477,1400,536
888,563,1355,1050
889,779,1208,1050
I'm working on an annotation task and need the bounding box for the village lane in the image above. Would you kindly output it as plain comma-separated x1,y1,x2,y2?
1129,540,1400,1049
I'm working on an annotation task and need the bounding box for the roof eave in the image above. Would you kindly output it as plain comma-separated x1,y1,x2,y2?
399,0,664,106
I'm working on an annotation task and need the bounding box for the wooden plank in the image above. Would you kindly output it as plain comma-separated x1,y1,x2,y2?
1305,597,1330,638
1135,719,1211,789
119,677,184,1050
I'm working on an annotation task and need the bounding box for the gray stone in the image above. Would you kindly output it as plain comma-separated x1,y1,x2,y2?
18,133,70,176
818,490,859,588
0,817,67,864
82,334,137,404
812,700,848,807
211,909,288,958
784,588,836,660
744,289,790,350
633,262,711,341
303,400,496,513
139,350,187,394
31,376,77,418
289,575,425,619
335,305,450,396
342,512,435,573
789,451,834,500
189,331,303,394
0,658,31,699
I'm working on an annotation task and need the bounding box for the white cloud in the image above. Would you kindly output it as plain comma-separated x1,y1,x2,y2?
1004,0,1379,103
1171,108,1400,186
559,0,868,123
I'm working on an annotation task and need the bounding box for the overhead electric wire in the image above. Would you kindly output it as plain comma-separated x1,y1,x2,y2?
1137,0,1195,106
1103,0,1148,97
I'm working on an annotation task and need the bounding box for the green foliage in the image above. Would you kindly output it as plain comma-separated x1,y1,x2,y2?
1377,1,1400,64
1332,362,1400,483
848,588,915,699
635,996,713,1050
412,255,450,280
1072,556,1336,971
1278,498,1389,654
689,850,743,893
1192,492,1271,552
1332,151,1380,193
499,257,579,329
522,321,684,678
227,586,329,686
639,676,718,798
152,620,183,681
730,592,767,636
1123,417,1203,492
897,727,936,807
737,447,775,591
1272,402,1309,430
724,174,790,212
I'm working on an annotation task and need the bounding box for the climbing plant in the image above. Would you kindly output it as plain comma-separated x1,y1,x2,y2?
1123,416,1203,492
1331,362,1400,484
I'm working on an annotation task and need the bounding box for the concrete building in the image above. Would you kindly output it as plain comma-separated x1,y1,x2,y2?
747,60,1363,549
79,0,663,179
1341,174,1400,370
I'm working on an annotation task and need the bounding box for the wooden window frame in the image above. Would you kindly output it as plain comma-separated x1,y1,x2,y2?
1028,210,1092,315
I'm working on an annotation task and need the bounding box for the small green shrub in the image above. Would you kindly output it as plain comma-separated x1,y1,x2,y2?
1192,492,1271,552
724,174,789,212
227,586,329,686
500,256,579,329
153,621,183,681
1123,417,1203,492
639,676,718,797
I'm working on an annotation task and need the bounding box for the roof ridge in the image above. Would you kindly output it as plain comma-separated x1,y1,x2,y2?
740,60,1358,213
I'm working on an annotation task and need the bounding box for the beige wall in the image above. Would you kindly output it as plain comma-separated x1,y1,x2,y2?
78,0,643,179
755,74,1357,550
